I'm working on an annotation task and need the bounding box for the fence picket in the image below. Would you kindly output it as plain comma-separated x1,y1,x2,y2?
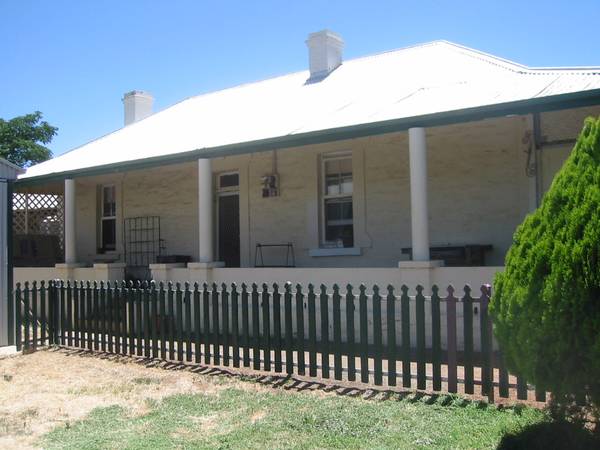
319,284,330,379
295,284,305,376
479,285,494,403
32,281,39,350
135,282,143,356
203,283,211,364
127,281,135,355
59,281,65,346
400,285,411,388
416,285,426,390
359,285,368,384
346,285,356,382
167,282,175,360
517,375,528,400
15,283,22,350
372,285,383,386
114,282,122,355
261,284,271,371
251,284,260,370
272,283,282,373
24,282,31,349
158,282,166,359
535,386,547,402
446,286,458,393
150,282,158,358
194,283,201,364
431,285,442,391
221,283,230,366
41,281,47,346
386,285,396,386
185,283,192,362
307,284,317,377
101,281,108,353
463,285,474,395
140,282,148,358
92,281,98,351
231,283,240,368
241,284,250,367
212,283,220,365
72,281,79,349
107,282,114,354
332,284,342,381
284,283,293,375
176,283,184,362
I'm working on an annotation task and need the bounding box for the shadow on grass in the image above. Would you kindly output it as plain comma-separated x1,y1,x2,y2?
50,347,516,411
497,421,600,450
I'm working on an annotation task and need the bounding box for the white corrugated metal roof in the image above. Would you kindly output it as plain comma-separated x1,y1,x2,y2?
22,40,600,180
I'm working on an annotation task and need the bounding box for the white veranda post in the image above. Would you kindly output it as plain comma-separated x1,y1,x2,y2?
408,127,430,261
197,158,214,263
64,178,77,264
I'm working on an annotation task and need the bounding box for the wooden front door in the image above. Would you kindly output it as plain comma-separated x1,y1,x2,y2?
217,193,240,267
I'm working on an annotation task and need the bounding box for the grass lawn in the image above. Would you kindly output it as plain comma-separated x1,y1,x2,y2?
43,386,547,449
3,349,598,449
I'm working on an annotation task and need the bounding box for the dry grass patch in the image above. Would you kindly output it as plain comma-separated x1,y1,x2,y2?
0,348,263,449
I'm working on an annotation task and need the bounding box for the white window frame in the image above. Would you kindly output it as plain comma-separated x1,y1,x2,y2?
320,152,354,248
100,184,117,252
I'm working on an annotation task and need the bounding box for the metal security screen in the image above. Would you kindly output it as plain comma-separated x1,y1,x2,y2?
123,216,164,268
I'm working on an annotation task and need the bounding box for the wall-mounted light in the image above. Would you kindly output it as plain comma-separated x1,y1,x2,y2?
261,174,279,198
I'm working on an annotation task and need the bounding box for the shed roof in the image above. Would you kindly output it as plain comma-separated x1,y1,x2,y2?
0,158,25,179
21,40,600,182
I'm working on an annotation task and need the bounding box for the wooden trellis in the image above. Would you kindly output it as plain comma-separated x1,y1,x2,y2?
13,192,65,252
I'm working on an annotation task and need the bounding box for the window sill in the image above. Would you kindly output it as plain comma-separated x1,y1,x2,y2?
309,247,362,257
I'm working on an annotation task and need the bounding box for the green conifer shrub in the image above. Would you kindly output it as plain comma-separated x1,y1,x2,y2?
491,116,600,427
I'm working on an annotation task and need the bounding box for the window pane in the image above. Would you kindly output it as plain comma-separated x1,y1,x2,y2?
324,157,352,195
325,159,340,175
325,175,340,195
102,218,116,250
341,201,353,220
219,173,239,188
340,176,353,194
325,224,354,248
325,200,341,221
103,186,116,217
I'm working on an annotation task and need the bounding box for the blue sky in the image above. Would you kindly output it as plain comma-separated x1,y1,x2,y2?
1,0,599,157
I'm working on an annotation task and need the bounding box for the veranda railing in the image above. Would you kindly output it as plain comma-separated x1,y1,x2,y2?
14,280,546,403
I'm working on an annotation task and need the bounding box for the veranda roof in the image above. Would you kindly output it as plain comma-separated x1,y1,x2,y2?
21,40,600,182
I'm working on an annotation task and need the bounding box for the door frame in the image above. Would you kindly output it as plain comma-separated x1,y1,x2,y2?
215,171,240,266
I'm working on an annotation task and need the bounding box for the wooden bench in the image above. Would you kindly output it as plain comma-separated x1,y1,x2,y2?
401,245,493,266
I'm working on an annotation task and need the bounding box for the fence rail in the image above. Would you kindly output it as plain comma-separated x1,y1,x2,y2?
14,280,545,403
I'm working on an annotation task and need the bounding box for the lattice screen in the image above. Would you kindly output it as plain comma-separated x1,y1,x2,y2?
13,193,65,251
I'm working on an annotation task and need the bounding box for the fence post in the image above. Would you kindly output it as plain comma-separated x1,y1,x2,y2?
15,283,21,351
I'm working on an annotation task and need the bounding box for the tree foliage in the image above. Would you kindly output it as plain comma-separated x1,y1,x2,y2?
491,116,600,427
0,111,57,167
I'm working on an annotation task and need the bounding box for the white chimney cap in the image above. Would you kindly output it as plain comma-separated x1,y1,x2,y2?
122,90,154,126
306,30,344,81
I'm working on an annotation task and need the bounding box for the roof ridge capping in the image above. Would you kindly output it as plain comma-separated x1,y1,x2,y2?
434,40,600,74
